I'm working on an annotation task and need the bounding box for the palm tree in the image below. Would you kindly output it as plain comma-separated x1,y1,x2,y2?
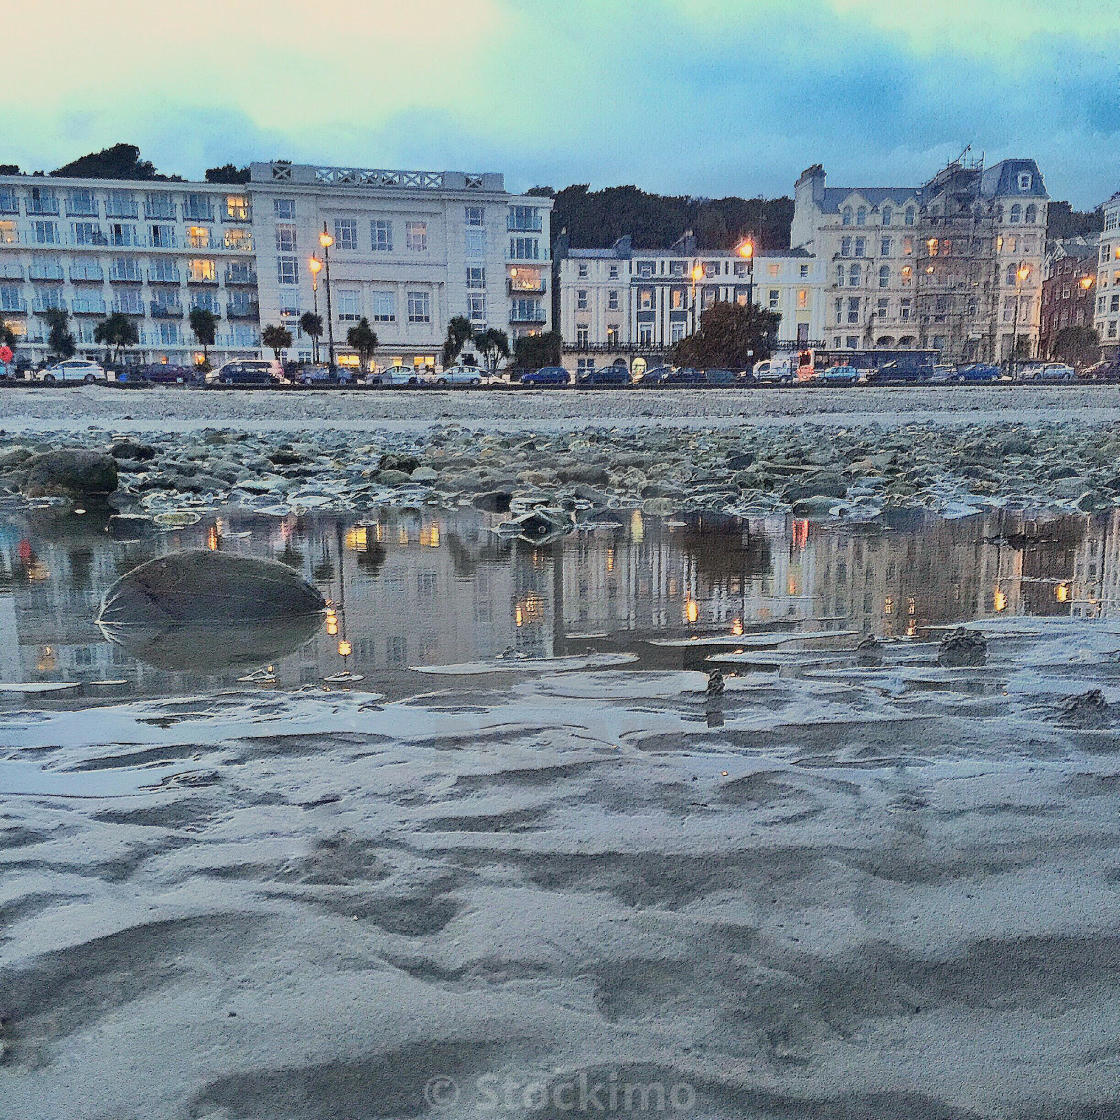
441,315,474,367
345,317,378,372
189,307,218,366
473,327,510,374
300,311,323,363
93,311,140,364
41,308,75,361
261,323,293,365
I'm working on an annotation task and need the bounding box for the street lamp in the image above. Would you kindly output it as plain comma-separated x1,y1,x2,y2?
1079,274,1094,292
1009,262,1031,374
690,263,704,333
319,224,336,372
737,236,755,308
308,256,322,364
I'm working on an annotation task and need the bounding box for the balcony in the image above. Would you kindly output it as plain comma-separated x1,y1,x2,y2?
187,273,219,286
70,270,105,284
226,302,259,319
144,204,177,221
28,266,65,282
222,233,254,251
509,307,547,324
72,300,107,316
507,218,544,233
150,302,183,318
66,204,99,218
105,206,139,220
112,300,144,316
26,198,60,216
32,298,67,313
225,269,257,286
183,207,215,223
508,278,546,295
148,271,182,285
0,298,27,314
109,268,144,284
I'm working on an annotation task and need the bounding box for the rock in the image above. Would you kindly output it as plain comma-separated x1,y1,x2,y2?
379,452,421,474
790,495,837,518
1057,689,1113,728
937,627,987,668
856,634,883,664
727,451,755,470
97,549,325,628
0,446,33,470
410,465,438,484
374,469,411,487
557,463,609,486
109,439,156,461
21,449,118,499
473,491,513,514
269,449,304,466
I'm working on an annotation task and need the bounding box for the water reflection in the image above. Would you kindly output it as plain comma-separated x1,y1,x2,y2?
0,503,1118,700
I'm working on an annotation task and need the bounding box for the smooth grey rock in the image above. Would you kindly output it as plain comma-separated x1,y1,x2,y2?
21,449,118,498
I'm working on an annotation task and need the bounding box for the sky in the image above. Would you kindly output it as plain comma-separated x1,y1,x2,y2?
5,0,1118,207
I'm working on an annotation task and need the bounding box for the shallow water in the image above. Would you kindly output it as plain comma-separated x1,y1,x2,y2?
0,502,1117,704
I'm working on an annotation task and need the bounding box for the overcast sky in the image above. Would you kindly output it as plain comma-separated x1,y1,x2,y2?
6,0,1117,207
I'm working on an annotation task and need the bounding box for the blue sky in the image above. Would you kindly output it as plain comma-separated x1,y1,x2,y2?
6,0,1118,206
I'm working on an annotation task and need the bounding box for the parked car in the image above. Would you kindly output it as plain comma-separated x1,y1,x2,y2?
947,363,1007,384
206,360,279,386
862,360,934,385
432,364,484,387
1080,360,1120,383
635,365,674,387
296,365,355,386
752,356,797,385
654,367,704,387
520,366,571,387
366,366,428,387
811,364,861,386
126,362,200,385
578,364,632,387
38,358,105,383
1020,362,1076,383
701,368,741,387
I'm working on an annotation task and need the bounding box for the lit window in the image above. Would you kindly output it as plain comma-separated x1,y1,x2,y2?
186,225,210,249
226,195,251,221
406,221,428,252
188,258,217,283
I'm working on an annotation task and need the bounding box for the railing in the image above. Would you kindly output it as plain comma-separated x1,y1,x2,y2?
150,302,183,318
28,267,65,282
72,300,107,316
0,298,27,314
112,300,144,315
109,268,144,283
104,206,139,220
509,308,546,323
507,219,544,233
32,298,67,313
226,303,259,319
314,166,446,189
148,270,182,284
508,279,546,294
187,274,219,285
70,270,105,283
224,270,257,285
182,207,215,222
144,205,177,220
26,199,60,216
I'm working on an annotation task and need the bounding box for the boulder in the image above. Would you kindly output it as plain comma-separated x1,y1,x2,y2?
937,628,987,668
97,549,325,628
379,452,421,474
21,449,118,499
109,439,157,462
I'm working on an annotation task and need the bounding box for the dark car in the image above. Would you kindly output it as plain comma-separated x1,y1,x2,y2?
654,367,704,387
133,363,199,385
578,364,632,387
635,365,674,387
297,364,354,386
1080,360,1120,383
863,359,934,385
702,368,741,387
520,366,570,387
207,360,278,387
947,363,1006,383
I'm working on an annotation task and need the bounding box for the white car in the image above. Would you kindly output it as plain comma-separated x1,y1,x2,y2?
432,364,484,387
366,366,429,387
38,358,105,383
1021,362,1076,383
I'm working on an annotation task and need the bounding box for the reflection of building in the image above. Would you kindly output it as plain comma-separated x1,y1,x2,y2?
1071,509,1120,619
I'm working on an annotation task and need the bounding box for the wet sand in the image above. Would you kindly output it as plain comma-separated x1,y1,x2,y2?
3,617,1120,1118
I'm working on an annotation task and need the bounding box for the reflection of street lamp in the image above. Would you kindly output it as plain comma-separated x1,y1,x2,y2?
319,224,336,372
308,256,322,364
737,237,755,308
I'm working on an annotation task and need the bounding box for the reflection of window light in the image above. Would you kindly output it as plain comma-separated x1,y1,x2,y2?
345,527,368,552
630,510,644,543
398,527,409,546
884,596,893,614
685,599,699,624
907,597,916,616
606,548,614,573
730,618,743,636
994,587,1007,612
1056,582,1070,603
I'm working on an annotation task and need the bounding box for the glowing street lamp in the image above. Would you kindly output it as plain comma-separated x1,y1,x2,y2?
690,263,704,332
308,256,323,363
1010,262,1031,372
1079,274,1094,291
737,235,756,308
319,224,336,372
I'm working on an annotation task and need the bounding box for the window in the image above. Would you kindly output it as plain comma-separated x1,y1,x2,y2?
70,258,103,282
277,256,299,285
880,237,892,256
577,262,589,278
670,321,686,343
849,263,861,286
27,186,59,215
66,188,97,217
406,221,428,251
840,236,852,257
638,323,653,345
576,325,589,346
608,289,620,311
186,225,210,249
876,297,889,316
836,264,845,287
71,221,104,245
188,259,217,283
609,264,620,279
144,193,175,219
0,285,24,312
901,265,913,286
900,297,912,320
408,291,431,322
226,195,250,221
508,205,542,232
337,290,361,321
274,198,295,220
465,205,484,226
31,220,58,244
149,259,180,283
847,296,861,323
466,266,485,289
334,218,358,250
227,290,256,316
157,321,181,346
637,261,654,278
835,297,844,323
1025,203,1037,224
1010,203,1022,224
371,219,392,251
226,260,255,284
856,207,867,225
841,206,853,225
854,237,866,258
768,289,780,310
224,228,252,251
109,258,142,283
576,289,589,310
638,287,653,310
510,236,540,260
465,228,486,254
1018,172,1033,191
190,290,220,314
149,223,176,248
372,291,395,322
904,207,916,226
768,262,780,278
182,193,212,221
879,265,890,288
105,222,134,248
467,293,486,322
29,256,63,280
606,324,620,346
881,206,893,226
0,187,19,214
800,263,809,277
275,223,297,252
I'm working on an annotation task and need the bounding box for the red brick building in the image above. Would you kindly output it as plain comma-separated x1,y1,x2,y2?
1041,239,1097,358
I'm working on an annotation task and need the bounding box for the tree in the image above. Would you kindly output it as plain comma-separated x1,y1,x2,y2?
205,164,251,184
189,307,218,363
93,311,139,362
1052,324,1100,367
261,324,293,364
41,308,76,360
473,327,510,374
345,318,378,370
51,143,172,181
512,330,562,370
671,301,781,369
300,312,323,363
441,315,475,367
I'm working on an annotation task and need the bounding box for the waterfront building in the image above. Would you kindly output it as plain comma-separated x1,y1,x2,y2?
1040,237,1097,358
1093,191,1120,359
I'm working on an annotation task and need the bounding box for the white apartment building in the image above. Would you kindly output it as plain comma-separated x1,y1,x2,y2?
0,175,261,365
1093,191,1120,358
791,158,1048,361
557,234,825,375
250,162,552,370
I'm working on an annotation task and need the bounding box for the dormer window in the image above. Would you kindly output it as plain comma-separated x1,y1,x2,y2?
1017,172,1033,191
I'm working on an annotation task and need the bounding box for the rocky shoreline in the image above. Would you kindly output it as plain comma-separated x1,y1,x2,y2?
1,419,1119,522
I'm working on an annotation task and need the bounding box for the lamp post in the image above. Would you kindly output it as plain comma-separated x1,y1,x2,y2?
690,263,704,334
308,256,322,364
319,224,336,372
1009,261,1030,375
737,236,755,308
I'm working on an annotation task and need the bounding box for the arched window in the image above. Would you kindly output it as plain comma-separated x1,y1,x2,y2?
856,207,868,226
1010,204,1022,224
904,207,916,226
849,263,862,286
841,206,853,226
881,206,892,226
879,265,890,288
1025,204,1037,224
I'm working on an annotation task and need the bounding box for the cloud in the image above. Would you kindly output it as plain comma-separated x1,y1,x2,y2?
3,0,1117,207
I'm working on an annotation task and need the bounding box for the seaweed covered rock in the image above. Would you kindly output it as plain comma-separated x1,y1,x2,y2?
937,627,987,668
21,449,118,499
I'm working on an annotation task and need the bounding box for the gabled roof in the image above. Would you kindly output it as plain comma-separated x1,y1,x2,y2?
817,187,922,213
978,159,1048,200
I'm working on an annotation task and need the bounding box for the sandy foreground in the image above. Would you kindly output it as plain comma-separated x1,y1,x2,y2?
2,382,1120,434
2,619,1120,1118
